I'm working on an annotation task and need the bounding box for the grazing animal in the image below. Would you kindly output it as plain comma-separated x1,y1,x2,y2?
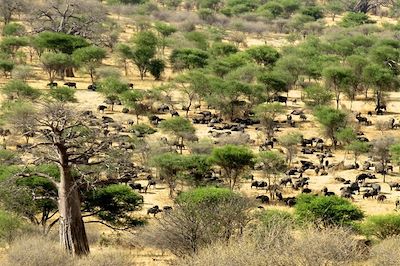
157,104,170,112
302,188,312,194
97,105,107,113
356,173,375,182
396,199,400,210
300,114,307,121
147,206,162,216
377,195,387,202
129,183,144,192
147,180,156,189
273,95,287,105
280,177,293,187
388,182,399,191
256,195,270,204
170,110,179,117
275,191,283,201
363,189,378,199
251,181,268,189
47,82,57,87
284,197,296,207
64,82,77,88
334,177,346,183
163,206,173,211
88,84,97,91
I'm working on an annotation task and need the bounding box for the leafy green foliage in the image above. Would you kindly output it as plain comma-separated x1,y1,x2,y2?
295,194,364,226
84,184,144,227
1,80,41,101
209,145,254,189
390,143,400,165
148,58,165,80
360,214,400,239
48,86,77,103
314,106,347,145
170,48,209,71
177,186,239,205
335,127,357,146
72,46,107,83
0,210,26,245
246,45,280,67
33,31,89,54
340,12,375,28
2,23,26,36
130,123,157,136
304,84,333,107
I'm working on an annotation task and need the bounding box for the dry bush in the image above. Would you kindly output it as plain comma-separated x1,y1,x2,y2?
217,132,252,146
140,189,252,256
77,249,134,266
178,225,367,266
6,235,74,266
290,227,367,265
370,236,400,266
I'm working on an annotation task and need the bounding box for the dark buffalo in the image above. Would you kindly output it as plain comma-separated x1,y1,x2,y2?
256,195,270,204
97,105,107,113
147,205,162,216
64,82,77,88
88,84,97,91
47,82,58,87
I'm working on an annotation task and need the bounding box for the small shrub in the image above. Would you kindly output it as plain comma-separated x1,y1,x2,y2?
340,12,375,28
360,214,400,239
0,210,26,245
295,194,364,226
12,65,35,81
142,187,252,256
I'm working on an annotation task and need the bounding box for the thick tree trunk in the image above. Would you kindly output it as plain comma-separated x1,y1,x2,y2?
66,67,75,78
58,164,89,256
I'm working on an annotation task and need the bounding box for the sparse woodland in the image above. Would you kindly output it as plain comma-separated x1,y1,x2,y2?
1,0,400,265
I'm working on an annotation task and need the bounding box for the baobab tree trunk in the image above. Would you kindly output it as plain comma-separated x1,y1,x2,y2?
66,67,75,78
58,164,90,256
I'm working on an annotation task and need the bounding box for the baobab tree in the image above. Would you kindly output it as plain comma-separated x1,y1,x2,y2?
4,102,138,256
351,0,396,13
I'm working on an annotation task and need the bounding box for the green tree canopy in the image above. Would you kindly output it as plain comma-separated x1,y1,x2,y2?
209,145,254,189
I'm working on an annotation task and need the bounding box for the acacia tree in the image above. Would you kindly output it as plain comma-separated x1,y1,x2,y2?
255,103,284,139
120,90,149,123
314,106,348,148
174,71,208,117
159,117,196,154
363,64,397,111
151,152,185,198
154,22,176,56
130,31,158,80
72,46,107,84
279,132,302,166
41,52,72,82
115,43,133,76
98,77,130,111
33,31,88,77
209,145,254,190
258,151,287,199
3,102,140,256
323,66,353,109
373,137,395,182
346,141,370,165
